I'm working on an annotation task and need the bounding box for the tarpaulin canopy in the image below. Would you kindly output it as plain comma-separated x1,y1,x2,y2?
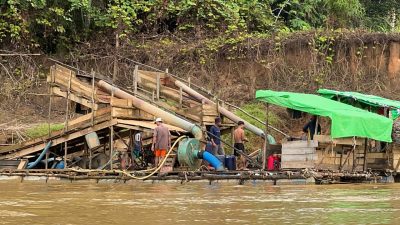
317,89,400,119
256,90,393,142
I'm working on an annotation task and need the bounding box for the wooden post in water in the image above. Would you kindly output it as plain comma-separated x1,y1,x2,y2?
110,87,115,169
63,71,72,168
64,142,68,169
363,139,368,171
45,151,49,170
110,126,114,170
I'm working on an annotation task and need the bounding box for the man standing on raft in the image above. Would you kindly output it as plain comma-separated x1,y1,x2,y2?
234,121,248,169
152,118,171,167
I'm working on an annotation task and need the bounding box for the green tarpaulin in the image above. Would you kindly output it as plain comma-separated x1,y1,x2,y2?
317,89,400,119
256,90,393,142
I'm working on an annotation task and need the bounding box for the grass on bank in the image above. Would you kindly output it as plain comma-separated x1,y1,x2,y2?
25,123,64,139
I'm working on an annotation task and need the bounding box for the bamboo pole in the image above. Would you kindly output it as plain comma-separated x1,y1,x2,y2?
156,73,160,100
133,65,138,95
179,86,183,108
363,139,368,171
89,146,92,170
113,33,119,83
263,103,270,170
231,126,235,150
63,71,72,169
110,87,115,169
48,66,54,137
47,88,53,137
64,142,67,169
110,126,114,170
45,152,49,170
91,69,95,126
64,72,72,132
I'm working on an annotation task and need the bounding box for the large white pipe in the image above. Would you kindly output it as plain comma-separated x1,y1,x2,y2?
175,80,266,137
97,80,203,140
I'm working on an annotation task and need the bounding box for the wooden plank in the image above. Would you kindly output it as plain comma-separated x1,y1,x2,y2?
55,64,76,77
282,147,316,155
203,115,219,123
187,105,203,115
202,103,218,115
282,154,317,161
366,152,386,159
314,135,364,146
0,119,118,160
282,140,318,148
139,79,183,102
68,107,111,128
116,119,186,132
0,108,112,154
51,68,96,100
155,101,202,122
281,161,315,169
114,124,149,132
112,107,134,118
52,86,98,110
110,98,133,108
138,70,166,81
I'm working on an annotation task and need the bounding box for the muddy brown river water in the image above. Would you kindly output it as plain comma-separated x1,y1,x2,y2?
0,181,399,225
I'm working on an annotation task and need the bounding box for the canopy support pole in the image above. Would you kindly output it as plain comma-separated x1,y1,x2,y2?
263,103,270,170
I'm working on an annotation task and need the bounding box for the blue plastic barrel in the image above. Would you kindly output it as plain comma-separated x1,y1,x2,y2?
225,155,236,170
55,161,65,169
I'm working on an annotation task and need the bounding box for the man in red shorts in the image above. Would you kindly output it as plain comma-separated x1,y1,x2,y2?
152,118,171,167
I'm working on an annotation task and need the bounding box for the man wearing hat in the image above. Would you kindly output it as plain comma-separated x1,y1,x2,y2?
152,118,171,167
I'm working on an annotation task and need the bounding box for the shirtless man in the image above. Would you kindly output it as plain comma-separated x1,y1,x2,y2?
234,121,248,169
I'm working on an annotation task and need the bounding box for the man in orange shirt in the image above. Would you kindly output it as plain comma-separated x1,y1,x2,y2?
152,118,171,167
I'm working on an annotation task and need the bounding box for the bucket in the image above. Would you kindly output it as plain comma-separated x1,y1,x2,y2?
215,155,225,167
225,155,236,170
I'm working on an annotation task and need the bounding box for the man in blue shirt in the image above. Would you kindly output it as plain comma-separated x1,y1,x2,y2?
210,117,225,156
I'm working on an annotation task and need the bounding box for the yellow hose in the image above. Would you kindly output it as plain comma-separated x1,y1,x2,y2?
71,136,187,180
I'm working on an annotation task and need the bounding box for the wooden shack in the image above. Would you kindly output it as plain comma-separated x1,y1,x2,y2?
257,90,394,173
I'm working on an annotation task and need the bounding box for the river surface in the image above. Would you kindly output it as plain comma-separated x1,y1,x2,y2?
0,181,399,225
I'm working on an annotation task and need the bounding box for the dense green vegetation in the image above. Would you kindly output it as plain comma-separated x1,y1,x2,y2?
1,0,399,53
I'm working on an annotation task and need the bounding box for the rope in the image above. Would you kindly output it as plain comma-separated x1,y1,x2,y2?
71,136,187,180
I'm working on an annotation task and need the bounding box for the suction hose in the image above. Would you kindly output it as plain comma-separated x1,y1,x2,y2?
71,136,187,180
27,141,52,169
